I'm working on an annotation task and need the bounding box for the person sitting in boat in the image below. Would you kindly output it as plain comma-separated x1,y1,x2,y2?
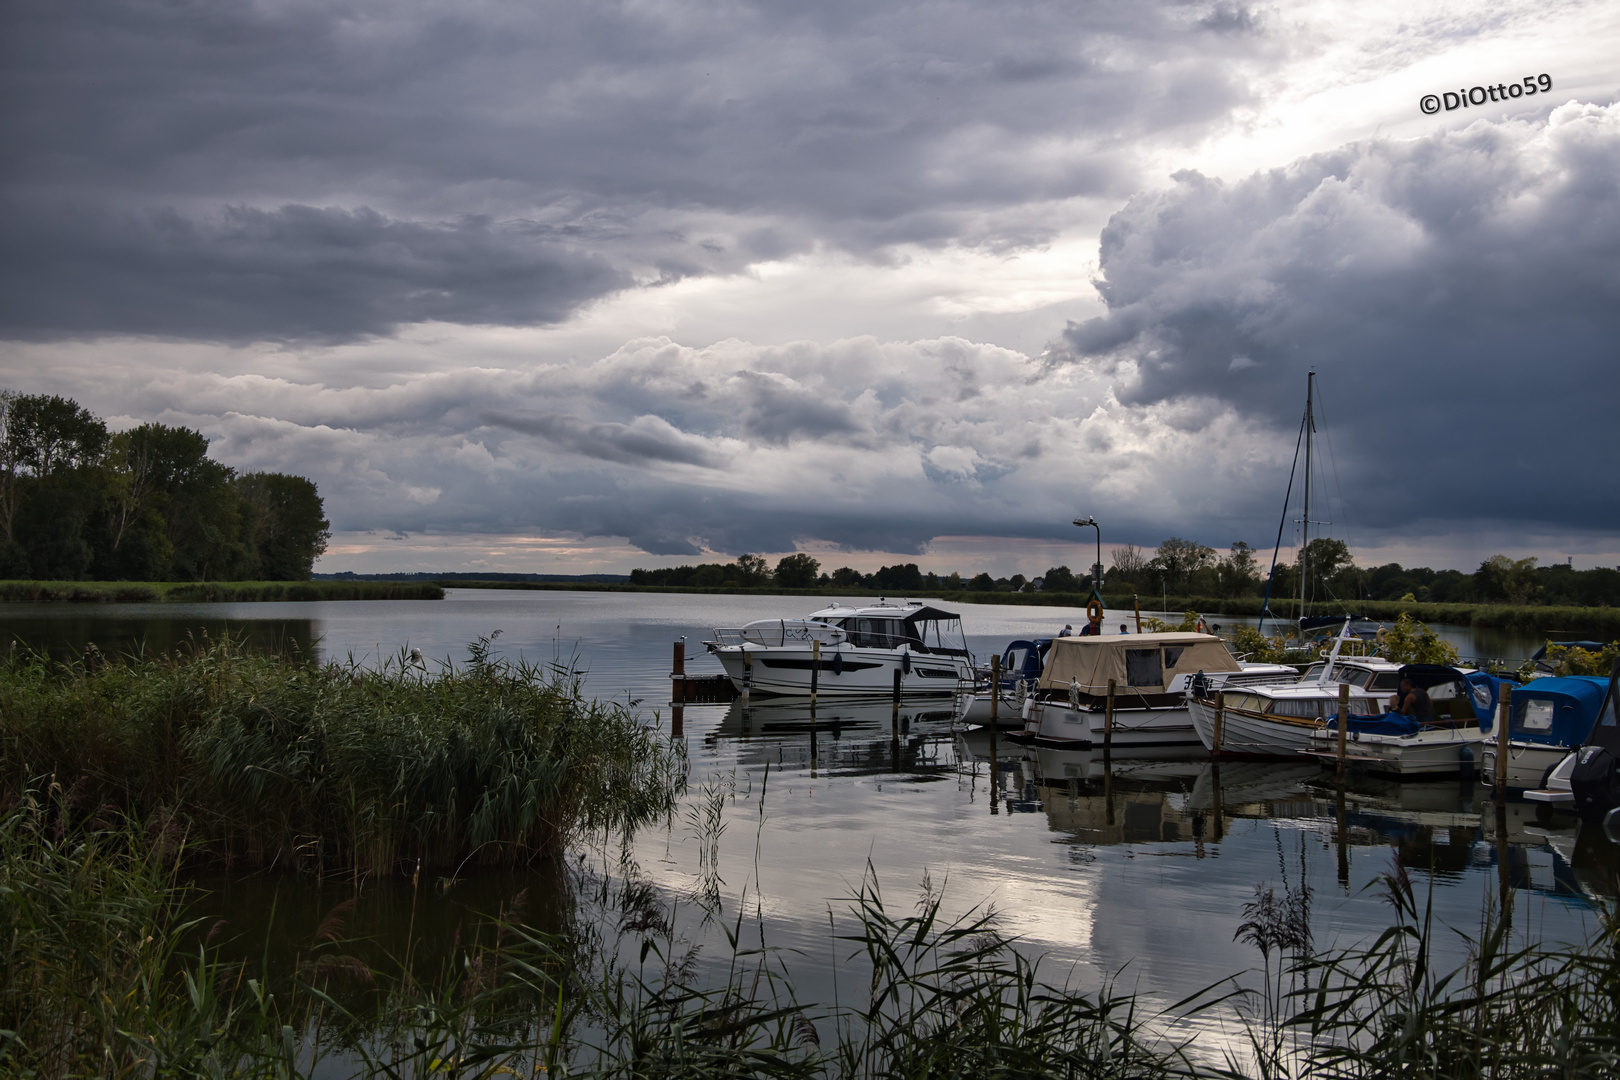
1119,623,1129,634
1079,622,1098,636
1388,678,1433,721
1059,624,1073,637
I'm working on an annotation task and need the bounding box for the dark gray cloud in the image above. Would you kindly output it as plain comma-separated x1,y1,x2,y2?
486,410,721,468
0,0,1275,340
1051,102,1620,538
0,203,626,341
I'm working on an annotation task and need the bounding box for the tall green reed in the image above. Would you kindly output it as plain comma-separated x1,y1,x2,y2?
0,634,687,875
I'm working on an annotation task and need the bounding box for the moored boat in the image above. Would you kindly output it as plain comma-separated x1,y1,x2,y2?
1301,664,1505,777
1478,676,1610,793
1007,632,1288,752
705,600,974,696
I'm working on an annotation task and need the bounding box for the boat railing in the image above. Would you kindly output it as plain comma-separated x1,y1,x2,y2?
713,621,847,648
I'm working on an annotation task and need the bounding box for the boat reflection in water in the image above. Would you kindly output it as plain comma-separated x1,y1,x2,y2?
954,734,1620,903
709,694,959,778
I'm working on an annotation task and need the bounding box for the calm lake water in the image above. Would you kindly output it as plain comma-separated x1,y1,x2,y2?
1,589,1606,1050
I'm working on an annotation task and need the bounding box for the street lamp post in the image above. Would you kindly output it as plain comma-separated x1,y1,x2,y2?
1072,516,1102,595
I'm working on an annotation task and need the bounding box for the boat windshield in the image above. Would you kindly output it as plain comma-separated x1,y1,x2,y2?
908,614,969,656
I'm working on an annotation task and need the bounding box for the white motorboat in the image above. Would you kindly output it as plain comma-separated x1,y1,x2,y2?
705,600,974,696
1300,665,1504,777
1477,676,1611,792
1189,619,1394,757
1005,632,1294,752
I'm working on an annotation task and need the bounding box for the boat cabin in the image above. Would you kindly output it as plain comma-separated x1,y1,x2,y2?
1507,676,1610,747
1036,632,1241,697
804,602,971,655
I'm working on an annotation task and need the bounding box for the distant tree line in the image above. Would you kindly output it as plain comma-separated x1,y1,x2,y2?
0,392,330,581
630,539,1620,607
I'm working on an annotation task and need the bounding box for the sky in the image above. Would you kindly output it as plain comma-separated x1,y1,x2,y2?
2,0,1617,578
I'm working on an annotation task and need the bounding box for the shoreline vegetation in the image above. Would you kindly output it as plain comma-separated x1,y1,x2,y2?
0,579,445,603
0,636,685,876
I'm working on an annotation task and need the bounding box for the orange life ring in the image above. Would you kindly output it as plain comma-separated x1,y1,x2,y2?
1086,599,1104,624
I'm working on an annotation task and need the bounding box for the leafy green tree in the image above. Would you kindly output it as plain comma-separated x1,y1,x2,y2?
773,553,821,589
830,566,865,588
968,572,995,592
1299,537,1356,602
234,472,330,580
1474,554,1539,604
873,563,923,591
5,394,110,579
733,554,770,587
1378,613,1460,666
1148,537,1215,593
1041,565,1079,592
1215,541,1260,598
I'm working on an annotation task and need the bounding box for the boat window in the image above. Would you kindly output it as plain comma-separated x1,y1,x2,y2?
1517,700,1555,732
1367,673,1400,692
1269,699,1332,718
1125,649,1163,687
1303,663,1325,680
1340,669,1371,688
1163,646,1186,668
1005,646,1030,671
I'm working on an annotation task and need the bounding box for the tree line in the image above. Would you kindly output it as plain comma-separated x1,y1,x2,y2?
631,538,1620,607
0,392,330,582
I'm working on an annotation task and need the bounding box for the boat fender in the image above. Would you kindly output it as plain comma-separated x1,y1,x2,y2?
902,650,911,676
1086,599,1104,625
1606,805,1620,846
832,651,844,676
1069,677,1081,710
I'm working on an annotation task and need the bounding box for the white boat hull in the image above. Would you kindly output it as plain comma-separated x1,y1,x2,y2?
713,645,971,696
1014,701,1202,753
1188,696,1322,757
1305,727,1488,777
1478,743,1571,791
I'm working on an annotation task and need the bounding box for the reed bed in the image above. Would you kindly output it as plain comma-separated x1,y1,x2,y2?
0,635,686,875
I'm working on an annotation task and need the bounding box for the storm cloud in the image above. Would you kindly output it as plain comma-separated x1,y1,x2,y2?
0,204,627,341
0,0,1274,340
1054,101,1620,538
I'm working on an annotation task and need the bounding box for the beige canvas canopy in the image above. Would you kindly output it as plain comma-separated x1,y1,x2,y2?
1036,632,1242,694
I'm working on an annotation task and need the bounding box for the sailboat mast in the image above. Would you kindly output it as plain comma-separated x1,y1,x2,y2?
1299,370,1314,621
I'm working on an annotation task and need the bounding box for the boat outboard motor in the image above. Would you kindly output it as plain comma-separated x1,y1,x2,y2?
1569,657,1620,823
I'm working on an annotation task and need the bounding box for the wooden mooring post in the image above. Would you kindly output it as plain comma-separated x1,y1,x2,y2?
1336,682,1350,776
1211,691,1225,757
1496,684,1513,798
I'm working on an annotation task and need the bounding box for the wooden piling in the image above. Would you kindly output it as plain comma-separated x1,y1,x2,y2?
1132,594,1141,634
1337,682,1350,776
892,667,902,738
1104,677,1116,758
1496,684,1512,797
1212,691,1225,756
672,640,686,703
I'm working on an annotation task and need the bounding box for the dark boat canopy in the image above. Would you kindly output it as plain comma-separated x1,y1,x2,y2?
900,606,960,624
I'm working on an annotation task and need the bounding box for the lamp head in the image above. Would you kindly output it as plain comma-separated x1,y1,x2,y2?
1072,516,1097,528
